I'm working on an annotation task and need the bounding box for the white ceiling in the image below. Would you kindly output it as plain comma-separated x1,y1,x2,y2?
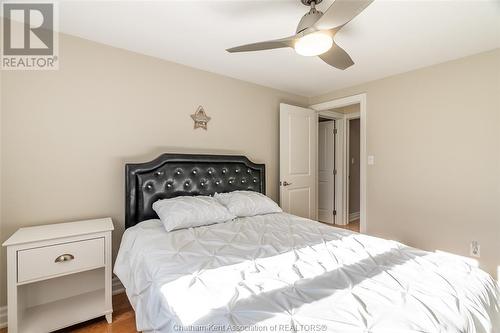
54,1,500,96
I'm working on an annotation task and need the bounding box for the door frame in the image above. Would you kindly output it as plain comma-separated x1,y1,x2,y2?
310,93,367,233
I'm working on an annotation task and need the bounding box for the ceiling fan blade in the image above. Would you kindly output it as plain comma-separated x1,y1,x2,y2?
318,42,354,70
314,0,374,31
226,36,295,53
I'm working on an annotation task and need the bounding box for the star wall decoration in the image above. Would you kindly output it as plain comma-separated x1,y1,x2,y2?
191,106,211,130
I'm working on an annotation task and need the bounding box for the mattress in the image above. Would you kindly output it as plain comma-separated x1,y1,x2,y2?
114,213,500,332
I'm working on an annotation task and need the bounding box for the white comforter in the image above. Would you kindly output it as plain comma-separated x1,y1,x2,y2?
114,213,500,333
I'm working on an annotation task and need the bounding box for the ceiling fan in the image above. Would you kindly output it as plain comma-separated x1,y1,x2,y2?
226,0,373,70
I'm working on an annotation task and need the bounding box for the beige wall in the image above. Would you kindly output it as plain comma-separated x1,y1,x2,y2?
0,33,307,305
311,48,500,278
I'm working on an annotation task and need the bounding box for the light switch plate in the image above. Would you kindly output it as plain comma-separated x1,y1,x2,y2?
368,155,375,165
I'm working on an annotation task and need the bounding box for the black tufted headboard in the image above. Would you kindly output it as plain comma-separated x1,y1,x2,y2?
125,153,265,228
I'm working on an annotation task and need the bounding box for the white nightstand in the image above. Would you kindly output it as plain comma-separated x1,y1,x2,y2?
2,218,114,333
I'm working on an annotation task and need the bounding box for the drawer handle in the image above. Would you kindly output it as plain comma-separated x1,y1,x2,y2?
54,254,75,263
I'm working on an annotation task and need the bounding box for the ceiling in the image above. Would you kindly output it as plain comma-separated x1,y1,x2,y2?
54,1,500,96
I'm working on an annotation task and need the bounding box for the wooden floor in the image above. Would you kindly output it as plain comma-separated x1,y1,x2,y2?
334,219,360,232
318,219,360,232
0,220,360,333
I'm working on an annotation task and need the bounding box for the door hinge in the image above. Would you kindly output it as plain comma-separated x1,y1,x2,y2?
333,128,338,135
333,210,337,216
333,169,337,175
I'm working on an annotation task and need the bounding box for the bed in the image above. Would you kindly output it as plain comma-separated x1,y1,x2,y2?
115,153,500,333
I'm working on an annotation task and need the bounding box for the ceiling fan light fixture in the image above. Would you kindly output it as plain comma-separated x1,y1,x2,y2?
294,31,332,57
226,0,374,69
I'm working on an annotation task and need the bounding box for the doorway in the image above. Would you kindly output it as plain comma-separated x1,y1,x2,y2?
316,105,360,231
311,94,367,233
279,94,367,233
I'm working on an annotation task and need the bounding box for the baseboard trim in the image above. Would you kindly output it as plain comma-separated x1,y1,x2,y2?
349,211,360,222
0,277,125,329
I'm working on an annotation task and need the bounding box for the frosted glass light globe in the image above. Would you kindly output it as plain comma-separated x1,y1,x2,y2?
294,32,333,56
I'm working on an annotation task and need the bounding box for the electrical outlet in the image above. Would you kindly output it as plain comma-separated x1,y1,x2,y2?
470,241,480,258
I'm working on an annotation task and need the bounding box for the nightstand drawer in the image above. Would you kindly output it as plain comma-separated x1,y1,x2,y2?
17,237,105,283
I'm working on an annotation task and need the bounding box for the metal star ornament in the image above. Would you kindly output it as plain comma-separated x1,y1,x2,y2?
191,106,211,130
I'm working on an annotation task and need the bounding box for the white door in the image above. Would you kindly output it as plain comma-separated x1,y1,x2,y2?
318,121,335,224
279,103,317,220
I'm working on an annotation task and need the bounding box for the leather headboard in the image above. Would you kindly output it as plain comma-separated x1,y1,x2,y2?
125,153,265,228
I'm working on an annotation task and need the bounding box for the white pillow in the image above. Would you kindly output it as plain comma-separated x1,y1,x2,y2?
214,191,282,217
152,195,235,232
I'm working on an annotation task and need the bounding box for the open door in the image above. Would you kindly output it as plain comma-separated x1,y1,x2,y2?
279,103,317,219
318,120,335,224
